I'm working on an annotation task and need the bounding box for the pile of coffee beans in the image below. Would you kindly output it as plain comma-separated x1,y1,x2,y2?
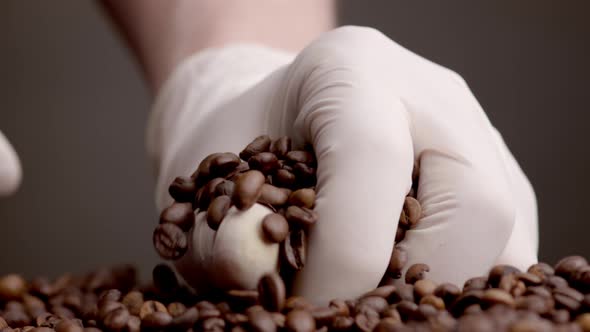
3,257,590,331
153,135,319,281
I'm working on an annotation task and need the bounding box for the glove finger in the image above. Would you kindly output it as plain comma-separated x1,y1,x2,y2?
490,128,538,270
0,130,22,197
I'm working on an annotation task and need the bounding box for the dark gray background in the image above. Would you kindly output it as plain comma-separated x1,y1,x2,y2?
1,0,589,280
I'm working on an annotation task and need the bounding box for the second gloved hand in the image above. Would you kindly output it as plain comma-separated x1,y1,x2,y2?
147,26,537,305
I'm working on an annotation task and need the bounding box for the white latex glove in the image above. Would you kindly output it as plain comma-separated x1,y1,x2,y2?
0,130,21,197
147,26,538,305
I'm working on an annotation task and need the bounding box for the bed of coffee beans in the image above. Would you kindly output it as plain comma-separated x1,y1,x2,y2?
2,256,590,331
153,135,320,282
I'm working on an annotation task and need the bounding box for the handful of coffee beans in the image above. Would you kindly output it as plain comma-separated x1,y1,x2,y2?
153,135,320,283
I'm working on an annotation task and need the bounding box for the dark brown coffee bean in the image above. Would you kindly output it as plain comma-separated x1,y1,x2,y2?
84,328,102,332
395,227,406,243
197,177,225,211
515,295,552,315
247,310,276,332
270,137,291,158
30,328,56,332
159,202,194,232
555,256,587,281
488,265,520,288
0,274,27,301
550,309,570,324
434,283,462,306
192,153,223,185
226,289,259,308
553,287,583,311
456,314,495,332
201,317,225,331
281,229,306,270
139,300,167,319
415,303,438,321
414,279,437,300
405,264,430,284
98,301,124,320
331,316,354,331
382,306,402,321
358,296,388,314
463,276,488,292
374,317,403,332
142,311,172,328
392,284,415,303
258,184,290,206
395,300,418,320
274,169,296,188
214,179,235,198
287,189,316,209
525,286,552,299
517,272,543,286
528,262,555,279
125,316,140,332
285,309,315,332
224,312,248,326
240,135,272,161
481,289,515,308
152,223,188,260
511,318,553,332
354,311,380,332
546,275,569,289
168,176,197,203
209,152,241,178
152,263,179,295
361,285,396,300
285,151,315,165
248,152,280,175
258,273,286,312
285,206,318,228
103,307,129,331
207,195,232,230
262,214,289,243
97,289,121,306
573,265,590,292
450,290,483,317
309,307,336,327
402,197,422,228
292,163,316,188
232,170,265,210
121,291,143,316
171,307,199,329
36,313,60,328
3,309,30,327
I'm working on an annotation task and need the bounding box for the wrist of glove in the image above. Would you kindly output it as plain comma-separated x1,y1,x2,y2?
147,26,538,305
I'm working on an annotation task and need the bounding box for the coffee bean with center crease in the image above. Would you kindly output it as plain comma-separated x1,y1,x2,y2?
139,300,167,320
240,135,272,161
103,307,130,331
282,230,306,270
388,247,408,279
285,150,315,165
121,291,143,316
406,264,430,285
258,184,290,207
209,152,241,178
288,189,316,209
152,223,188,260
488,265,520,288
274,169,296,188
214,180,235,197
285,206,318,228
402,197,421,228
463,277,488,292
232,170,266,210
258,273,286,312
168,176,196,203
207,195,232,230
262,213,289,243
159,202,194,232
248,152,280,175
270,136,291,158
192,153,223,186
554,255,588,282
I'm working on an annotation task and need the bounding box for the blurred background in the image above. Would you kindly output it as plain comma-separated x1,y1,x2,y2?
1,0,589,280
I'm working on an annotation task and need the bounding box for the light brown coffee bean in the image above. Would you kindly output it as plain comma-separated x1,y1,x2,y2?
248,152,280,175
481,289,515,308
287,189,316,209
240,135,272,161
159,202,194,232
0,274,27,301
258,273,286,312
258,184,290,206
388,247,407,279
262,214,289,243
247,309,276,332
281,230,306,270
374,317,403,332
139,300,167,320
285,206,318,228
171,307,199,329
210,152,241,178
328,299,350,317
285,309,315,332
207,195,232,230
405,264,430,284
167,302,186,318
402,197,422,227
576,313,590,332
434,283,462,306
232,170,266,210
121,291,143,316
463,276,488,292
420,294,446,310
414,279,437,300
270,136,291,158
103,307,130,331
285,297,313,312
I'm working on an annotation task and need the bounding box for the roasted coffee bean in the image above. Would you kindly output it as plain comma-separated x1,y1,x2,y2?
434,283,462,306
103,307,129,331
98,301,124,320
261,214,289,243
405,264,430,284
209,153,241,178
248,152,280,175
328,299,350,317
402,197,421,227
3,309,30,327
232,170,266,210
166,302,186,318
516,295,552,315
481,289,515,308
142,311,172,329
287,189,315,209
258,273,285,312
281,229,306,270
226,289,259,308
168,176,196,203
576,313,590,331
358,296,388,314
361,285,396,300
159,202,194,232
192,153,223,185
292,163,316,188
555,256,587,281
30,328,57,332
121,291,143,316
394,284,415,303
274,169,296,188
258,184,290,206
285,309,315,332
332,316,354,331
214,179,235,197
420,294,445,310
553,287,583,311
374,317,403,332
488,265,520,288
354,311,380,332
395,300,419,321
207,195,232,230
197,177,225,211
546,275,569,289
456,314,495,332
528,263,555,279
152,264,179,296
310,307,336,327
463,277,489,292
240,135,272,161
414,279,437,300
152,223,188,260
395,227,406,243
0,318,7,329
139,300,167,319
284,206,318,228
0,274,27,301
171,307,199,329
270,137,291,158
415,303,438,321
247,309,276,332
285,151,315,165
450,290,483,317
125,316,140,332
97,289,121,306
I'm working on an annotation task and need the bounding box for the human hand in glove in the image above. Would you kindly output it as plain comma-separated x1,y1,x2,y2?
145,26,538,305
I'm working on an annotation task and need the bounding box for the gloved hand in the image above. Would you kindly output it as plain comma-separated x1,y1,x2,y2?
0,130,21,197
147,26,538,305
